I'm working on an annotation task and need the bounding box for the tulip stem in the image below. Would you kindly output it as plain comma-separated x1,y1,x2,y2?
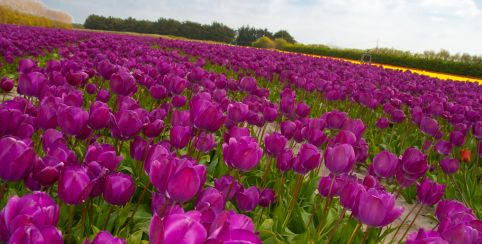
276,173,286,206
66,205,74,244
104,205,114,230
124,182,150,228
262,157,274,184
362,227,370,244
0,182,7,201
80,203,87,237
282,174,304,228
398,205,423,243
347,223,361,244
326,208,347,243
389,202,418,243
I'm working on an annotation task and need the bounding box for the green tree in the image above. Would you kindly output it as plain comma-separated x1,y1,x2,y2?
252,36,275,49
274,30,295,43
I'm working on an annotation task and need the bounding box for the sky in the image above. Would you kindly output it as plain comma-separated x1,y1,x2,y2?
41,0,482,55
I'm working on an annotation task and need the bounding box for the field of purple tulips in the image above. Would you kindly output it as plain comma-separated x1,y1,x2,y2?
0,24,481,243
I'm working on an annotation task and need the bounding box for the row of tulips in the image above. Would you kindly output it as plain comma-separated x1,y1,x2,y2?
0,23,480,243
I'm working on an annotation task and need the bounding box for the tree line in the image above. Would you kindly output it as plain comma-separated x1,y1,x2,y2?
83,14,295,45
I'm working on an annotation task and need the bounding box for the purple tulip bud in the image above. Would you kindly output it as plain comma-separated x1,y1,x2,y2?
323,111,347,129
9,225,62,244
420,116,441,138
262,105,278,122
390,109,406,123
103,172,135,205
293,143,321,174
324,144,356,175
214,175,242,201
302,118,327,147
85,83,97,94
259,188,275,207
57,105,89,136
375,117,390,129
0,137,35,181
1,78,14,92
296,102,310,118
276,148,294,172
372,150,399,178
85,143,122,171
18,72,47,97
223,136,263,171
435,140,452,156
401,147,428,180
130,136,149,161
58,166,93,205
449,131,466,147
170,125,192,149
190,97,225,132
227,102,249,123
88,231,126,244
318,175,342,197
110,109,143,140
149,85,167,100
109,68,137,96
264,132,287,156
193,133,216,153
353,188,404,227
36,96,60,130
280,120,297,140
96,89,110,103
439,158,460,175
235,186,260,212
149,212,207,243
239,76,257,93
89,101,111,130
416,178,445,206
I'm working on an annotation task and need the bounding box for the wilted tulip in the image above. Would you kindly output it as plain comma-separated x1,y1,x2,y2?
293,143,321,174
439,158,460,174
416,178,445,206
58,166,92,205
0,137,35,182
149,211,207,243
235,186,260,212
324,144,356,175
353,188,404,227
372,150,399,178
223,136,263,171
170,125,192,149
264,132,287,156
103,172,135,205
57,105,89,136
86,231,126,244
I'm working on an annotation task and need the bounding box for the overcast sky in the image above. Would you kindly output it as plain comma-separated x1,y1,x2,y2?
42,0,482,55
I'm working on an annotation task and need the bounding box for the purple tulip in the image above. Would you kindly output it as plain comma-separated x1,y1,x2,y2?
85,83,97,94
473,121,482,140
302,118,328,147
324,144,356,175
449,131,466,147
0,137,35,182
193,133,216,153
172,95,187,107
58,166,93,205
223,136,263,171
353,188,404,227
149,211,207,244
264,132,287,156
149,85,167,100
280,120,297,139
420,116,441,138
85,143,123,171
259,188,275,207
417,178,445,206
143,119,164,138
296,102,310,118
375,117,390,129
103,172,135,205
18,59,36,73
390,109,406,123
87,231,126,244
8,225,63,244
262,105,278,122
89,101,111,130
190,96,225,132
406,228,447,244
0,78,14,92
195,188,225,226
439,158,460,174
97,60,117,80
318,175,343,197
323,111,347,129
151,192,184,217
227,102,249,123
235,186,260,212
331,130,357,146
37,96,60,130
293,143,321,174
440,221,479,244
435,200,475,223
170,125,193,149
110,109,143,140
239,76,257,92
372,150,399,178
207,210,261,244
18,72,46,97
33,156,64,186
97,89,111,103
214,175,243,201
109,68,137,96
223,126,250,142
340,179,365,210
276,148,294,172
435,140,453,156
57,105,89,136
401,147,428,180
